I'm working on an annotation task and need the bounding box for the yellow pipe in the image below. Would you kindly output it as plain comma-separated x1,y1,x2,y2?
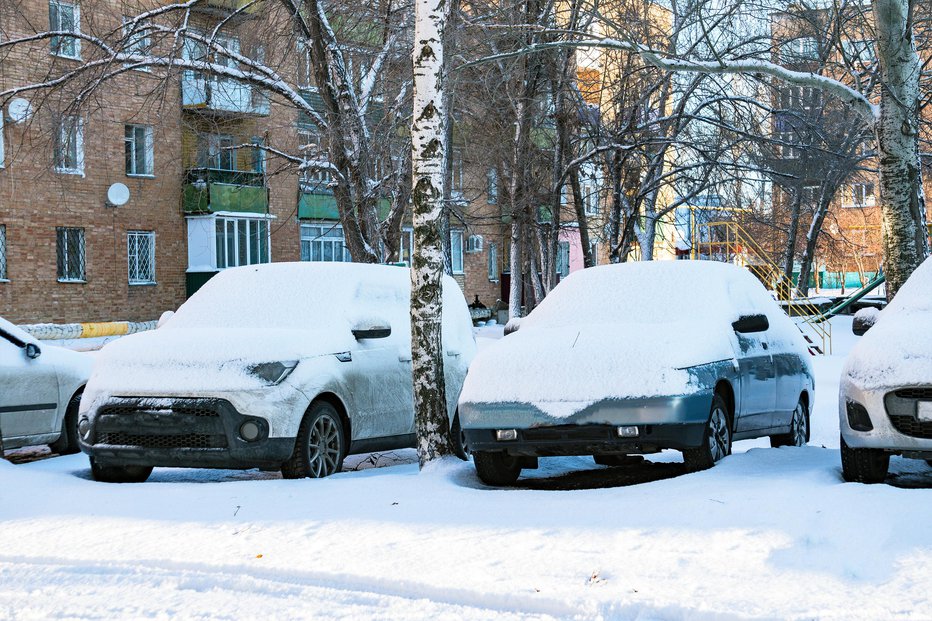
79,322,130,338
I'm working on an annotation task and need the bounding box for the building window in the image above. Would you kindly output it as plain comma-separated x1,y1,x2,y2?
250,137,265,173
215,216,269,268
777,131,800,159
56,227,85,282
398,227,415,266
0,225,7,280
850,182,875,207
487,242,498,282
589,242,598,266
583,184,599,216
300,223,351,262
781,37,818,63
466,234,483,253
486,168,498,204
557,241,570,277
801,185,819,205
124,124,153,176
198,134,236,171
450,230,464,274
122,17,151,70
127,231,156,284
49,0,80,59
450,148,464,192
54,116,83,174
299,129,332,192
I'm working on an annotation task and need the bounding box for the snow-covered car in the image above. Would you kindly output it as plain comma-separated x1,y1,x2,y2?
458,261,815,485
78,263,476,482
1,316,92,454
839,257,932,483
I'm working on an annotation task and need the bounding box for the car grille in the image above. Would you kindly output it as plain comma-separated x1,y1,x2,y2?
98,432,226,449
523,425,615,442
887,415,932,440
95,401,228,449
894,388,932,400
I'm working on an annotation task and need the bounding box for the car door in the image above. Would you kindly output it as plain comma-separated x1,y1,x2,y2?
349,282,412,439
0,330,60,441
728,284,777,433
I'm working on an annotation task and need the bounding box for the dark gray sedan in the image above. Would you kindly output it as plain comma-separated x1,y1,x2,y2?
458,261,815,485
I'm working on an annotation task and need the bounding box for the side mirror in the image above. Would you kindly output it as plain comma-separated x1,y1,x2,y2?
25,342,42,359
852,308,880,336
732,314,769,334
352,319,391,340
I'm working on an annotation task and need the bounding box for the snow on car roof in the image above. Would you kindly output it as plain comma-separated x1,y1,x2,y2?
168,262,414,330
523,260,758,329
0,316,35,344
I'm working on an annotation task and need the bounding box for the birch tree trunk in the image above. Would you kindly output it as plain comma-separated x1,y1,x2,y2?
873,0,929,296
410,0,455,466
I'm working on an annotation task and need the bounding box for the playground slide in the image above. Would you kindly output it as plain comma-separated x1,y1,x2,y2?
814,273,886,323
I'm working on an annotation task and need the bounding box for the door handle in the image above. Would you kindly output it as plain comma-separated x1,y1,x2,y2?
762,342,769,350
398,352,412,362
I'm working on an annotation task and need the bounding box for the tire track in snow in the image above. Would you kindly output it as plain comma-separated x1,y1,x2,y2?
0,556,591,620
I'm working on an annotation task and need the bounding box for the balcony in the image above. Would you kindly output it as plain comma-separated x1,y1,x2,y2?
182,74,270,117
191,0,261,19
183,168,268,214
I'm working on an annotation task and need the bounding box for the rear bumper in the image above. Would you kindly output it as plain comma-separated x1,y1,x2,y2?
464,422,706,456
79,397,295,469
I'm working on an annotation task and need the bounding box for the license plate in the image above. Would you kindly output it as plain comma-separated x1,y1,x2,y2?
918,401,932,422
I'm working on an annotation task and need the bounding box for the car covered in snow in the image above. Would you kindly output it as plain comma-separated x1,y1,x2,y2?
458,261,815,485
1,316,92,454
839,257,932,483
78,263,476,482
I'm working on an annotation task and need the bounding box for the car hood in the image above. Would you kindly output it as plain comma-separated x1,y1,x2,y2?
86,327,355,395
459,321,734,418
844,308,932,391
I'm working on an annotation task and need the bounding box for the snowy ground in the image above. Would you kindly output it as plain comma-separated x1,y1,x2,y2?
2,316,930,620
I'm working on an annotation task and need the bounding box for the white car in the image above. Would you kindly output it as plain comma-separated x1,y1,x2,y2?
79,263,476,482
840,257,932,483
0,316,92,454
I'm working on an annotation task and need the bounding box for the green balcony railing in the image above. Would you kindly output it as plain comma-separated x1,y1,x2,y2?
183,168,269,214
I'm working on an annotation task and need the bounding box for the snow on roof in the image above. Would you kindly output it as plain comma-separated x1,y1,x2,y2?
168,262,413,330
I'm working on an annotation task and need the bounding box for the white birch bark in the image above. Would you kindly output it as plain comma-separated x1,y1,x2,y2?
872,0,929,296
410,0,455,466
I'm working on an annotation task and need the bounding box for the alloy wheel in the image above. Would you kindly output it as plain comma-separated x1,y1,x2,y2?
308,414,342,477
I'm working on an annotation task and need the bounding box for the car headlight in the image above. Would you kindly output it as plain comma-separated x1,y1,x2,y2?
249,361,298,385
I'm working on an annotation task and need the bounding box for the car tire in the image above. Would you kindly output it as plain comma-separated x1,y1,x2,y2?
770,397,809,448
593,455,643,467
473,451,522,486
451,414,469,461
282,401,346,479
840,435,889,483
90,458,152,483
49,391,82,455
684,393,731,472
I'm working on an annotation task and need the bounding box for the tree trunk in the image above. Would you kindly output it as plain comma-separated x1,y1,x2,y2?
780,190,803,301
410,0,454,467
569,168,593,268
873,0,929,297
796,192,833,298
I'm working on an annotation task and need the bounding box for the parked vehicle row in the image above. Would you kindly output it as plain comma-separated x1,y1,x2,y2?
3,257,929,486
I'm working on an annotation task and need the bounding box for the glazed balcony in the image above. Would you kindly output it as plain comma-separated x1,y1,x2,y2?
183,168,268,214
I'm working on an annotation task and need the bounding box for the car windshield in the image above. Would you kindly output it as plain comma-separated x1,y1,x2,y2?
167,262,409,330
522,262,738,329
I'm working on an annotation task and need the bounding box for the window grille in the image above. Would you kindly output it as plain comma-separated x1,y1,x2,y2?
56,227,85,281
127,231,156,284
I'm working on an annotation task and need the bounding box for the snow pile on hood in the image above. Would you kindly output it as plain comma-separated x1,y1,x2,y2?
461,261,803,410
844,257,932,390
88,328,354,394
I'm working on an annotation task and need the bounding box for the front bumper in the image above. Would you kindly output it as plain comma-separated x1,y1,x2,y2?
79,397,295,469
840,381,932,456
460,393,712,456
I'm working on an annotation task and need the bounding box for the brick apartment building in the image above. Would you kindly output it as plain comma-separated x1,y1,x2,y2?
769,5,931,290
